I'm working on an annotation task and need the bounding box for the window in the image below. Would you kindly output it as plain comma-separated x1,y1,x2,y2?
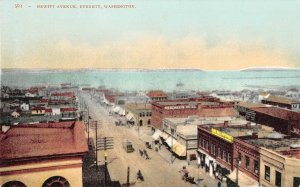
265,165,270,181
228,153,231,163
254,160,259,175
246,156,250,170
275,171,282,187
42,176,70,187
293,177,300,187
238,152,242,165
218,147,221,158
3,181,26,187
139,113,142,117
211,144,216,155
204,140,209,150
142,112,145,117
149,112,152,116
224,151,227,161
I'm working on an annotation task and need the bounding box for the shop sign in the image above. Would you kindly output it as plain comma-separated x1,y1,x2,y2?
211,128,233,143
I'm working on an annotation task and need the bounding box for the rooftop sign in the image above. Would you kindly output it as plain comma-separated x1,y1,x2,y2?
164,105,197,110
211,128,234,143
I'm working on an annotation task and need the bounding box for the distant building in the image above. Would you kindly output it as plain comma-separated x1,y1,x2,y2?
261,95,300,112
0,121,88,187
31,106,46,116
25,92,36,98
125,103,152,126
285,89,300,100
258,92,270,102
20,103,29,111
49,92,76,105
146,90,168,101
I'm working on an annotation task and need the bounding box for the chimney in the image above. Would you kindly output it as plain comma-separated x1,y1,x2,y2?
224,121,229,127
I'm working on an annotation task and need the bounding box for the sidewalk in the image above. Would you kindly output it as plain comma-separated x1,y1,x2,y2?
125,125,225,187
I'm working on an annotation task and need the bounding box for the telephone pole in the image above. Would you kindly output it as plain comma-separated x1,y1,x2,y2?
97,136,114,187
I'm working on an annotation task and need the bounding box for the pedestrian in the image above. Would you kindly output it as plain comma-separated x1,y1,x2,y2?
137,170,144,181
139,149,143,157
145,152,150,160
217,181,221,187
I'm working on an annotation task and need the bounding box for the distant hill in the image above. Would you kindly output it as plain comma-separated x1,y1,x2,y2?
1,68,204,72
240,67,300,72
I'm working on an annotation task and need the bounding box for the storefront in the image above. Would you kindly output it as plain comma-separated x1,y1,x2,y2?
197,149,216,177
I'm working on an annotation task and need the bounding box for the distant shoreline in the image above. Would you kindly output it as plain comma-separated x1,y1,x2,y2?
240,67,300,72
1,68,203,72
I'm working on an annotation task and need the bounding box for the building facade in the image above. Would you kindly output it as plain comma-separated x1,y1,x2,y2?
125,103,152,126
246,107,300,136
259,147,300,187
151,97,235,130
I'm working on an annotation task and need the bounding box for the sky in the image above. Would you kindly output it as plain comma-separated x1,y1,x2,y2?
1,0,300,70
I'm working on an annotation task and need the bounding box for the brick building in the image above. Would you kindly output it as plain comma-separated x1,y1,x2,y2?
197,122,273,186
246,107,300,136
151,97,236,130
146,90,168,101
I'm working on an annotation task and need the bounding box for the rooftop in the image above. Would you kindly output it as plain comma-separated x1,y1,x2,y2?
200,123,275,138
146,90,167,98
165,116,237,126
236,101,269,109
126,103,152,110
263,95,299,105
245,138,300,154
251,107,300,120
0,121,88,165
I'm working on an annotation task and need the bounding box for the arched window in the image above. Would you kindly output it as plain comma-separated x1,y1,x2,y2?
2,181,26,187
147,119,151,125
139,120,143,126
42,176,70,187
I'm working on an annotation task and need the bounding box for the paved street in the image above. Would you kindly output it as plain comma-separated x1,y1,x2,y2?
82,93,223,187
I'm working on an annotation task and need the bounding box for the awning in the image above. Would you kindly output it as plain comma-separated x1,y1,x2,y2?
161,132,169,140
103,98,109,104
118,108,125,116
152,130,162,140
172,142,186,157
166,137,177,147
228,169,259,187
126,113,134,121
113,106,120,113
